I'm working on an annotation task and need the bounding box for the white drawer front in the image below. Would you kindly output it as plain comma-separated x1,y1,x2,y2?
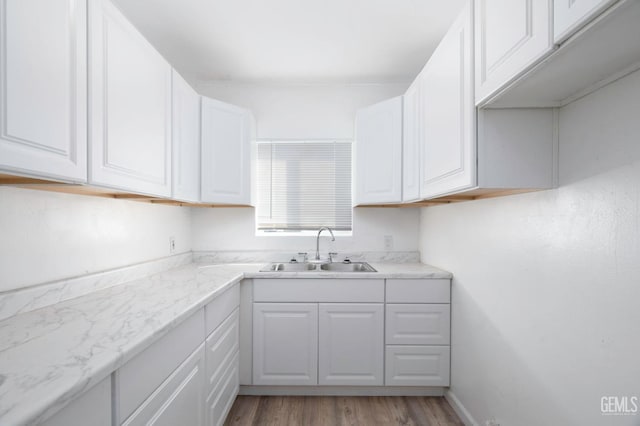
386,304,450,345
205,283,240,335
206,308,239,390
117,309,205,422
253,279,384,302
385,345,450,386
207,351,240,426
386,279,450,303
123,344,206,426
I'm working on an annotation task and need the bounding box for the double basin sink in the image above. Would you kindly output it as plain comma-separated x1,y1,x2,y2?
259,261,377,273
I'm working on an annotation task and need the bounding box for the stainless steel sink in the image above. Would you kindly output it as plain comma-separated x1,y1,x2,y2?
259,262,318,272
258,261,376,273
320,262,377,272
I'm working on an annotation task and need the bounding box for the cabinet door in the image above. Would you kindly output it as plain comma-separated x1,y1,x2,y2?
554,0,618,43
385,345,450,386
0,0,87,182
475,0,553,105
420,3,475,199
318,303,384,386
402,78,421,202
172,70,200,202
201,97,252,204
89,0,172,197
354,96,402,205
122,344,206,426
253,303,318,385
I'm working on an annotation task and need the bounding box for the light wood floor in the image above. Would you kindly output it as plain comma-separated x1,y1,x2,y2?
224,395,464,426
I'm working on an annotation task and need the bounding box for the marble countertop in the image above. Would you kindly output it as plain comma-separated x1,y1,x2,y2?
0,262,450,425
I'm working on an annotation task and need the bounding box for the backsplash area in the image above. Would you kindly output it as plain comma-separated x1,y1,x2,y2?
0,253,193,321
192,250,420,264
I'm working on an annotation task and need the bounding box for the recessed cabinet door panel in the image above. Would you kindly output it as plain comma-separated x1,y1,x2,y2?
554,0,618,43
385,345,450,386
172,70,201,202
386,304,450,345
475,0,553,105
421,3,475,199
0,0,87,181
253,303,318,385
89,0,172,196
402,78,421,202
354,96,402,204
318,303,384,386
201,97,252,204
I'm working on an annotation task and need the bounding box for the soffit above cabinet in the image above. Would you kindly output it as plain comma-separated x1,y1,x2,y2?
110,0,466,84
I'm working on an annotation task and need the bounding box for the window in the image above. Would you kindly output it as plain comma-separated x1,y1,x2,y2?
256,140,352,233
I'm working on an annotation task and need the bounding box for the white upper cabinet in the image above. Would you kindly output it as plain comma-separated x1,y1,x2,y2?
172,71,201,203
354,96,403,205
475,0,553,105
420,2,475,199
554,0,618,43
89,0,172,197
201,97,253,205
402,78,421,202
0,0,87,182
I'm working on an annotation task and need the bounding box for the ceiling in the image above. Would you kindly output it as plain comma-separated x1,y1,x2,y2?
112,0,467,85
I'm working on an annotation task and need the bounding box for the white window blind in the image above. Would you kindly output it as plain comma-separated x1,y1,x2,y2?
256,140,352,232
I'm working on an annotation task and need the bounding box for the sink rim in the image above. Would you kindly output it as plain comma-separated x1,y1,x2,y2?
258,261,376,273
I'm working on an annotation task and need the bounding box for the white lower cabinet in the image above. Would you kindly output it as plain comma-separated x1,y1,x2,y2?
318,303,384,386
205,309,240,426
207,352,239,426
385,346,450,386
114,284,240,426
252,303,318,385
43,376,111,426
384,279,451,388
122,344,207,426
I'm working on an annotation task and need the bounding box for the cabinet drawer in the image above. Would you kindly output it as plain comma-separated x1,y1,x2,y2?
386,304,450,345
205,283,240,335
122,344,206,426
206,308,239,389
206,351,240,426
385,345,450,386
117,309,205,422
254,279,384,302
386,279,450,303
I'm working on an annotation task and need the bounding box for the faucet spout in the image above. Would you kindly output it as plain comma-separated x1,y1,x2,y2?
315,227,335,261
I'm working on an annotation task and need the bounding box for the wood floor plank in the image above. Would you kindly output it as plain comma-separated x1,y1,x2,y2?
224,395,463,426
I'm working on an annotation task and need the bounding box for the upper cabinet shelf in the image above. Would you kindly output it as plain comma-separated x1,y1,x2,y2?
480,0,640,108
474,0,554,106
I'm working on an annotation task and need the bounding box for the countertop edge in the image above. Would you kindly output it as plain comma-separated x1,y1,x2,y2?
2,263,450,425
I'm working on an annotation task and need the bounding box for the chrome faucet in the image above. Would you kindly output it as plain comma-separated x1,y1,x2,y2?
315,226,335,261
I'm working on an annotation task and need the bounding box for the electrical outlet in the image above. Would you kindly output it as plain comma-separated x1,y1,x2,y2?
169,237,176,254
383,235,393,251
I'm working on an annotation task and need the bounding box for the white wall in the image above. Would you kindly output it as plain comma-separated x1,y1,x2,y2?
419,70,640,425
0,187,192,292
193,82,419,255
196,82,408,139
192,207,419,255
